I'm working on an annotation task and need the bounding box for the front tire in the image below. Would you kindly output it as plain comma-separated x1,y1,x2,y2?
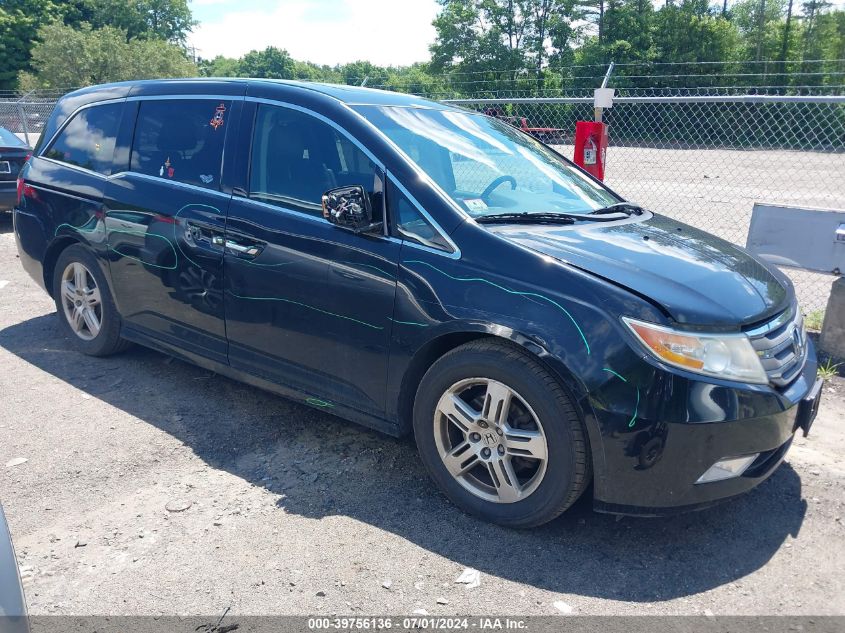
52,244,129,357
413,340,590,528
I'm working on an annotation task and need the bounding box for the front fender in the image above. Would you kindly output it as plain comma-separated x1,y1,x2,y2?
387,315,610,498
388,235,667,501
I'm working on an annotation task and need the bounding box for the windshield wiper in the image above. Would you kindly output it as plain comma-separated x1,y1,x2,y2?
475,212,577,225
588,202,645,216
476,210,634,225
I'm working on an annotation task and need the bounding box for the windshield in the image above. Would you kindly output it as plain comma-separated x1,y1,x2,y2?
0,127,27,148
354,105,618,217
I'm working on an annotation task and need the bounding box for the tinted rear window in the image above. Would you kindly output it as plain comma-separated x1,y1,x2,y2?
43,103,122,175
130,99,231,190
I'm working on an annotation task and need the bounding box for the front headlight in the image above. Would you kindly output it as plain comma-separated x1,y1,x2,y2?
623,317,769,384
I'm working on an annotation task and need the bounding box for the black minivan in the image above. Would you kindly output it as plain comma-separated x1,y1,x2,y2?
14,79,822,527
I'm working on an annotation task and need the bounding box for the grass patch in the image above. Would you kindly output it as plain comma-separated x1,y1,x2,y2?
818,358,842,380
805,309,825,332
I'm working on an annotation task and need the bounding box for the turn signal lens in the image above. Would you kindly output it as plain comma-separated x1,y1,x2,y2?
623,318,769,384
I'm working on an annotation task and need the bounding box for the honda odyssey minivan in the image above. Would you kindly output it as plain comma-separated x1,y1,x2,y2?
14,79,822,527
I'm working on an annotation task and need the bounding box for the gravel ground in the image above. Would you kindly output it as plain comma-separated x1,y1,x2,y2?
1,218,844,617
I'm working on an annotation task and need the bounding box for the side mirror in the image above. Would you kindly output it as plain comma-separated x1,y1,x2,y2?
321,185,382,234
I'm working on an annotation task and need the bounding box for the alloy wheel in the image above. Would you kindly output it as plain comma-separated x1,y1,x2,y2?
433,377,548,503
60,262,102,341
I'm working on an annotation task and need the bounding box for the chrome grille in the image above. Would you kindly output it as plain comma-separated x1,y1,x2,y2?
746,307,807,387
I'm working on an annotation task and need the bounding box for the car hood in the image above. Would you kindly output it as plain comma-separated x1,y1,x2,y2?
487,214,790,326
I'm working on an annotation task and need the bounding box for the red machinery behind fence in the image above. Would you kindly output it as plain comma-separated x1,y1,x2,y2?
573,121,608,181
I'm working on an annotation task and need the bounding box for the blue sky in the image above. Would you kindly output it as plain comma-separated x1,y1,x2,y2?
188,0,441,65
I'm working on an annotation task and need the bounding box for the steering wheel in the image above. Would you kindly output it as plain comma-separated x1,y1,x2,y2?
480,175,517,201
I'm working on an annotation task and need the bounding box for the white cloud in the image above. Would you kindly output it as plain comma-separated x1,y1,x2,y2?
189,0,440,67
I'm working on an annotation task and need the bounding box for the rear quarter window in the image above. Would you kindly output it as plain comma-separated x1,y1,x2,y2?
43,103,123,175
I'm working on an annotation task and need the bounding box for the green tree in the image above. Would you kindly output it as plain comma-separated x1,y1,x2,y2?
602,0,657,63
20,21,196,89
799,0,832,58
779,0,796,63
0,0,82,89
818,10,845,65
338,61,390,86
653,0,740,63
198,55,241,77
237,47,296,79
382,63,447,96
292,61,341,83
732,0,788,61
430,0,508,74
431,0,589,94
0,0,193,90
80,0,195,44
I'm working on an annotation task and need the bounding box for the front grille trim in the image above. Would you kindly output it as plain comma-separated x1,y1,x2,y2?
746,306,807,388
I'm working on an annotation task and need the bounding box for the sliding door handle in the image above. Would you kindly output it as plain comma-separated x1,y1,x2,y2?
212,236,263,257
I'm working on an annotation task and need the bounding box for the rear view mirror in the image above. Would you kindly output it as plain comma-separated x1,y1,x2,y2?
321,185,381,234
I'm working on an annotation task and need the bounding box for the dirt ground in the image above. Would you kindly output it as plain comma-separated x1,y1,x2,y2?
0,219,844,617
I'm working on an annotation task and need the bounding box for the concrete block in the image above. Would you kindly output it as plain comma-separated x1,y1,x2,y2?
820,276,845,360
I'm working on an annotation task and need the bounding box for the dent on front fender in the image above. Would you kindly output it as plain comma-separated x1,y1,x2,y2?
385,241,670,500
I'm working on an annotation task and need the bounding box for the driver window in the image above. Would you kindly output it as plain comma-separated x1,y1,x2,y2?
249,104,379,217
387,180,451,252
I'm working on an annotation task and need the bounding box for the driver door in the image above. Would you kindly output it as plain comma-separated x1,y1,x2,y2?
223,102,400,418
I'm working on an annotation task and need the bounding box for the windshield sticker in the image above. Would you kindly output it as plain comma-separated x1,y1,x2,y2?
200,174,214,184
210,103,226,130
463,198,488,213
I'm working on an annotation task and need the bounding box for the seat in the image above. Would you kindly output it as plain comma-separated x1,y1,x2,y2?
151,116,200,181
263,119,337,205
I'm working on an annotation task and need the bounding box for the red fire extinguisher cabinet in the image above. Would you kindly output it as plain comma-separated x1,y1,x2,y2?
574,121,609,181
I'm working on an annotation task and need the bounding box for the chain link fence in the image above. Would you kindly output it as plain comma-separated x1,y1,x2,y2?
1,86,843,311
0,89,67,147
443,92,845,312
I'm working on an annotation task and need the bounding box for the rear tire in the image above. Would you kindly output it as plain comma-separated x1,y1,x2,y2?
413,339,590,528
52,244,130,357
